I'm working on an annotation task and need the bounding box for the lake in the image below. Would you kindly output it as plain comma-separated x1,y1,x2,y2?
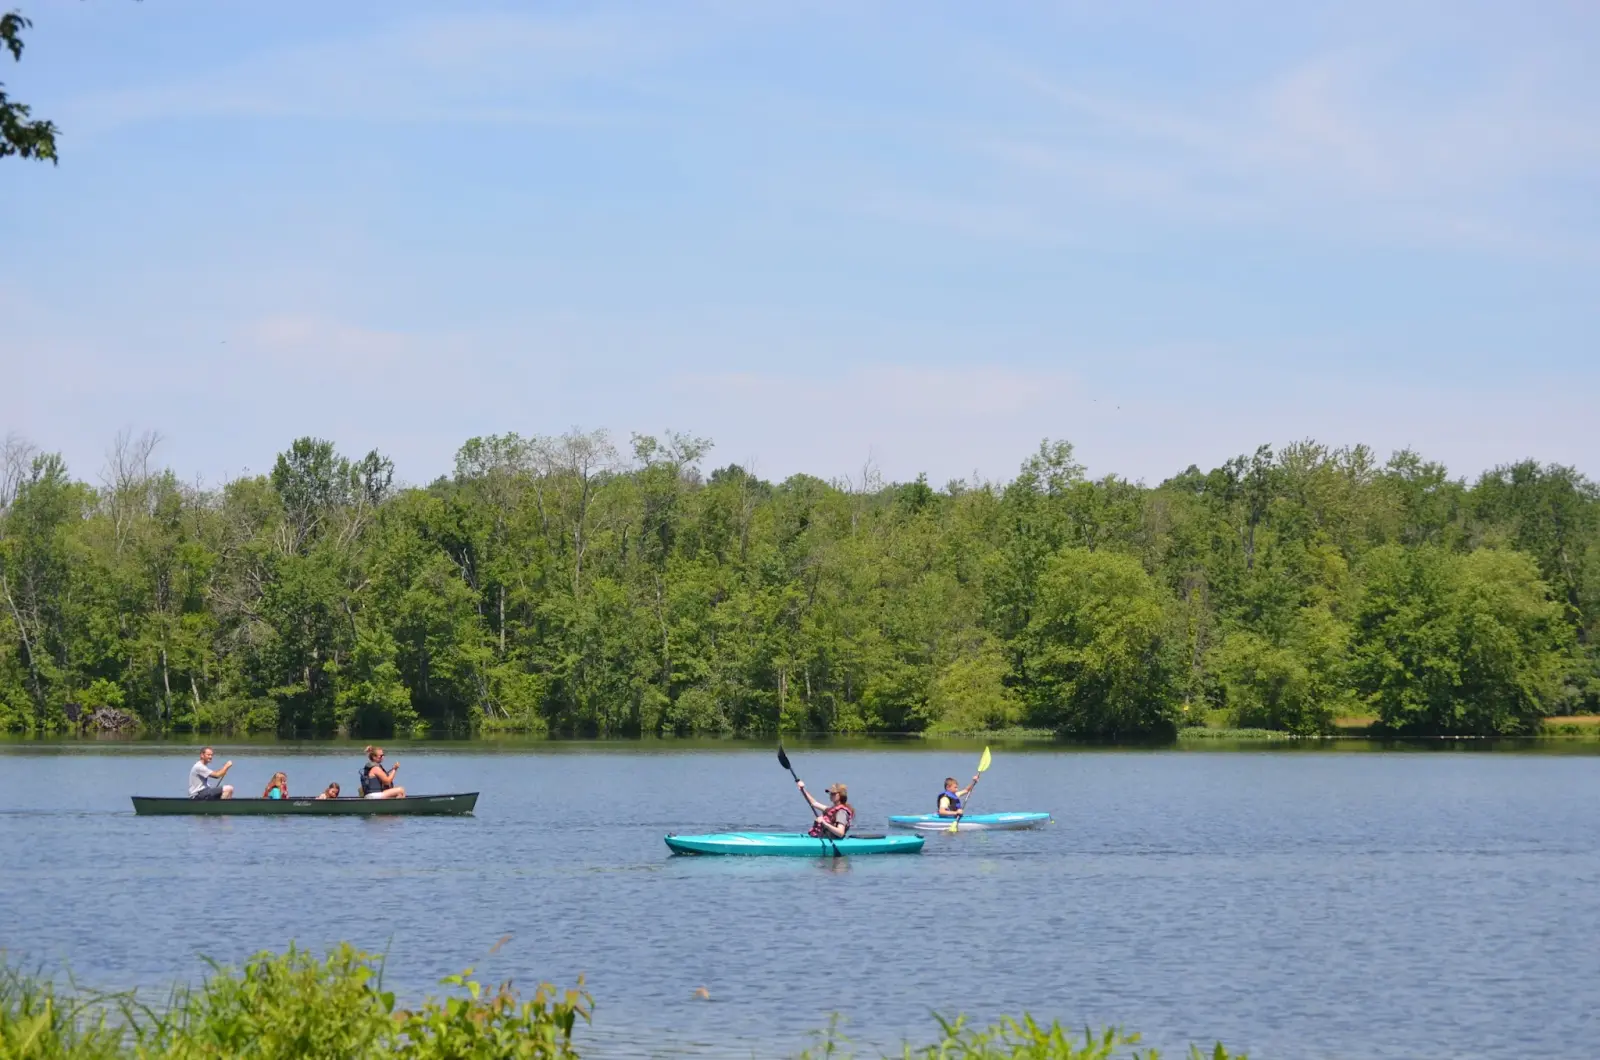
1,741,1597,1058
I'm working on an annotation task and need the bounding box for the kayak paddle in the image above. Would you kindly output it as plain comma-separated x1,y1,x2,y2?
947,746,992,833
777,744,813,816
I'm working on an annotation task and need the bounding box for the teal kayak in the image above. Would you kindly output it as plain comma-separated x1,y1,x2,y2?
887,811,1052,832
664,832,925,857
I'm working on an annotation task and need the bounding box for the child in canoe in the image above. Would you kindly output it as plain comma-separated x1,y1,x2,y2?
798,781,853,838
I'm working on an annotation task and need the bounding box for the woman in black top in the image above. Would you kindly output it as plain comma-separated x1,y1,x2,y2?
359,746,407,799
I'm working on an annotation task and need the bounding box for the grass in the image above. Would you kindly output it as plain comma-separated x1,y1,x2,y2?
1176,727,1295,741
0,946,1245,1060
0,945,589,1059
1536,716,1600,739
797,1014,1243,1059
918,727,1059,740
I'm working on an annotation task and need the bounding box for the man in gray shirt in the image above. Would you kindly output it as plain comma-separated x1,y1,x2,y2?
188,747,235,800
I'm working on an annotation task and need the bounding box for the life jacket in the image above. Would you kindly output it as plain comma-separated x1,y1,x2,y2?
938,791,962,813
360,763,389,795
809,803,853,838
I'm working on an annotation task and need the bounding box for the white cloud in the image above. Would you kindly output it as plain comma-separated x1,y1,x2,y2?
985,45,1600,258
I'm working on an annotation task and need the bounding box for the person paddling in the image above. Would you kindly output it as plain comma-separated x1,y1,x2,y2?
359,746,406,800
188,747,235,800
937,773,981,818
798,780,853,838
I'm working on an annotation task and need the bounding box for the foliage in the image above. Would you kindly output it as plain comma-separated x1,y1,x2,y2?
1,11,58,163
148,945,397,1059
2,430,1597,739
1211,603,1352,735
0,966,123,1060
7,952,1250,1060
0,946,588,1060
794,1012,1242,1059
393,970,589,1060
1022,550,1180,738
1349,546,1574,735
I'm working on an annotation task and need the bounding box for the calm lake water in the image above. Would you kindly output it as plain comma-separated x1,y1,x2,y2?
2,741,1598,1058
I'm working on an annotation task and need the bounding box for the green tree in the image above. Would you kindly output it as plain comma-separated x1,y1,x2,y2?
1022,548,1180,738
1213,603,1352,734
0,452,92,726
1350,545,1574,735
1,12,56,162
4,423,1598,741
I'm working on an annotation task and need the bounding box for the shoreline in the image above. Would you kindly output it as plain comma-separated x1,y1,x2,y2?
8,722,1600,749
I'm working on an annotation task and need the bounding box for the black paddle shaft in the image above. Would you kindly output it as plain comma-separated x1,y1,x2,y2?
776,745,815,817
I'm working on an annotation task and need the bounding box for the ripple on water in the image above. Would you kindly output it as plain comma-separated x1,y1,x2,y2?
2,745,1598,1059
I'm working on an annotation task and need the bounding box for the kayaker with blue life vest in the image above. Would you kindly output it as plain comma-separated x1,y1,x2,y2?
798,780,853,838
359,746,407,800
937,774,980,817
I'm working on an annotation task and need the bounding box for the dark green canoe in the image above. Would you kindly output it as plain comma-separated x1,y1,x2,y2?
131,793,478,816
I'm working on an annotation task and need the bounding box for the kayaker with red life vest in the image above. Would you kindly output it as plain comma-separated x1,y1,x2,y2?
798,780,853,838
937,774,980,817
359,746,407,800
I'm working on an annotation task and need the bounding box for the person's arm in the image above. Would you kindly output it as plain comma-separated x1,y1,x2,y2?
211,760,234,779
796,780,826,813
957,774,979,799
372,764,398,785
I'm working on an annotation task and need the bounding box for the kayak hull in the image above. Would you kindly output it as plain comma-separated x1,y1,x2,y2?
664,832,924,857
130,793,479,816
887,811,1052,832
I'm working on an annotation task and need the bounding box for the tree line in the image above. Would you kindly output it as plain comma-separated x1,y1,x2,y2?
0,430,1594,738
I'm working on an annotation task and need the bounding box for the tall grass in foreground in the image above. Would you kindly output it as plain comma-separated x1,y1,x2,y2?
799,1014,1243,1059
2,945,1241,1059
0,964,126,1060
0,945,589,1059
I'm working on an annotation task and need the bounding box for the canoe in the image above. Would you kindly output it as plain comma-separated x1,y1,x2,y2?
130,793,479,816
887,811,1052,832
664,832,924,857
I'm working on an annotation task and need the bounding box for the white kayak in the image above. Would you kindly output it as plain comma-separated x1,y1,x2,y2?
887,811,1052,832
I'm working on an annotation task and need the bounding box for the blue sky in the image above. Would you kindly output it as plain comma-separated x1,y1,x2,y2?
4,0,1597,489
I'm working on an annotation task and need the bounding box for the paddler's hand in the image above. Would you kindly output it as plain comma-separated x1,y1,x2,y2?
795,779,805,790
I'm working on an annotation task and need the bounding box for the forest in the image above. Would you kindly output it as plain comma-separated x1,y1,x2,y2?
0,430,1594,738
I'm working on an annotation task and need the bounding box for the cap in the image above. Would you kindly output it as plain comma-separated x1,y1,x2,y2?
825,783,848,798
